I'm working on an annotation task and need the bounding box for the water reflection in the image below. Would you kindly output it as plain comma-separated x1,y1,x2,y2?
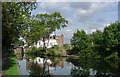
67,58,120,77
16,54,120,76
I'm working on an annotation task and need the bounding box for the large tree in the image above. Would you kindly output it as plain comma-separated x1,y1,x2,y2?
102,21,120,58
90,30,104,57
22,12,68,51
2,2,37,53
70,29,90,55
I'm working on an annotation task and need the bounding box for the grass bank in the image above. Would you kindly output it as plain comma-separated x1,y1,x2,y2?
4,54,19,75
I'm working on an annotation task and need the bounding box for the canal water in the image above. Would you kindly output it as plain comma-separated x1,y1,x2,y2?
16,54,120,76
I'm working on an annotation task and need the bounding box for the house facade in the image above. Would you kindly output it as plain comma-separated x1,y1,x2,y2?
34,33,64,48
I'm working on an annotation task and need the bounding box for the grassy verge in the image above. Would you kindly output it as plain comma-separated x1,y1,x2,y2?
5,54,19,75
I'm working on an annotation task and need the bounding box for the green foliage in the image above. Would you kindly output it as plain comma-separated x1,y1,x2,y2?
105,52,118,59
47,48,56,55
5,54,19,75
47,45,65,56
30,62,52,76
68,58,120,76
27,47,43,54
63,44,71,50
92,30,103,46
27,50,35,53
2,2,37,53
21,12,68,48
70,21,120,59
102,21,120,58
17,40,24,46
51,45,59,50
70,29,90,55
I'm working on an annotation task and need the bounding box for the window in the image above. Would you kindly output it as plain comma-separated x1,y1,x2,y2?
39,59,40,62
53,35,55,39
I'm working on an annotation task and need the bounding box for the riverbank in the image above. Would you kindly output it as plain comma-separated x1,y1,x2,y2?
26,45,71,56
24,45,120,62
24,46,120,61
2,54,19,76
26,51,120,62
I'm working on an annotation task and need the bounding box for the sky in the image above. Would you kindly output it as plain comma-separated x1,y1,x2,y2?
30,1,118,44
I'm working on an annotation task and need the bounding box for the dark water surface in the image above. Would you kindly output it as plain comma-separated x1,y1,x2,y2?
16,54,120,77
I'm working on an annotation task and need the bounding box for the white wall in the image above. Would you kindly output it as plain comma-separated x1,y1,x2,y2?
36,39,58,48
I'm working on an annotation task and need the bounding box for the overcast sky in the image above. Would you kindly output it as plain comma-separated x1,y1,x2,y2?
31,1,118,44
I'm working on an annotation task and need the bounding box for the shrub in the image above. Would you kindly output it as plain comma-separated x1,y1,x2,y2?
47,48,55,55
27,47,43,53
27,50,35,53
52,45,59,50
63,44,71,50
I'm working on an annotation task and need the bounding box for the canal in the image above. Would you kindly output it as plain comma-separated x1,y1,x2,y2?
16,54,120,76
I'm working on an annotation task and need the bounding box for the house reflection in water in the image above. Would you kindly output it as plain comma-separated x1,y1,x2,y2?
34,57,52,67
16,54,120,76
26,56,65,71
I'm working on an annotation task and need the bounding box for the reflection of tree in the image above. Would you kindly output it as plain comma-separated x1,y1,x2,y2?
47,56,63,64
67,58,119,77
71,66,90,77
117,62,120,77
45,56,65,69
26,55,66,76
16,54,23,60
29,58,52,77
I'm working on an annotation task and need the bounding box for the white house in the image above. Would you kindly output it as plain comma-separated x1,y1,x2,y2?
34,32,64,48
34,33,58,48
35,39,58,48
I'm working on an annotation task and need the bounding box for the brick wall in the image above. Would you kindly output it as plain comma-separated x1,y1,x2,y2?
49,35,64,47
56,35,64,47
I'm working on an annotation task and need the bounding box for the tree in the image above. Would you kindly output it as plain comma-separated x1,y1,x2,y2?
2,2,37,53
17,40,24,46
102,21,120,58
90,30,104,57
70,29,90,55
92,30,103,46
35,12,68,51
22,12,68,51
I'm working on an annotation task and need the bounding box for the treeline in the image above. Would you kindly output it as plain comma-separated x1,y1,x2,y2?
70,21,120,59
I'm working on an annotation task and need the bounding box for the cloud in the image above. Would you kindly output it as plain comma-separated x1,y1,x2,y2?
66,30,71,31
73,2,112,23
69,2,91,9
37,0,119,2
38,2,114,22
89,23,110,33
90,29,96,33
38,2,71,16
33,1,117,44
